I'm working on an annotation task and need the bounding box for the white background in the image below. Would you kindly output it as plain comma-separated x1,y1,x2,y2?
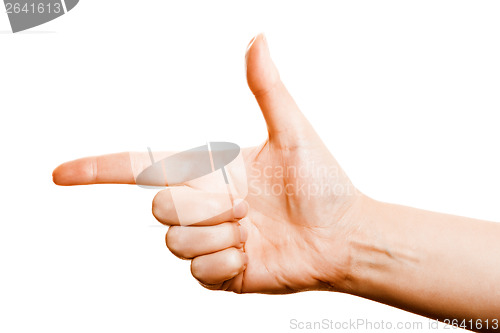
1,1,499,332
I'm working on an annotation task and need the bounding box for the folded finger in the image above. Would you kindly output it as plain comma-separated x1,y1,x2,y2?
152,187,248,226
191,247,247,285
166,222,248,259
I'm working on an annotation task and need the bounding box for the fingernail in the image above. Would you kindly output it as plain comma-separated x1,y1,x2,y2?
246,35,257,55
239,223,248,243
233,199,248,219
261,33,268,48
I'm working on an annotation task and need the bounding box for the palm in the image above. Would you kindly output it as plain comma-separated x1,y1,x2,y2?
217,139,359,293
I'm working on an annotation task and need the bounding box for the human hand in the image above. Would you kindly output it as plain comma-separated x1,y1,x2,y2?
53,34,500,329
53,34,367,294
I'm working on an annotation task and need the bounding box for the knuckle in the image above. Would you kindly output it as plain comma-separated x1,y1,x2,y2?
225,248,244,272
165,227,184,257
152,191,164,220
152,190,174,223
190,257,204,280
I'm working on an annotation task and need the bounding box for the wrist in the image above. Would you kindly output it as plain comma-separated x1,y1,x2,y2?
316,193,385,293
334,196,417,297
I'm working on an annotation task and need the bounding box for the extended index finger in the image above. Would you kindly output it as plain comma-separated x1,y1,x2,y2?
53,143,242,187
52,152,156,186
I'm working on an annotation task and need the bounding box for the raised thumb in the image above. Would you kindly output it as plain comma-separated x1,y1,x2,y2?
246,34,307,143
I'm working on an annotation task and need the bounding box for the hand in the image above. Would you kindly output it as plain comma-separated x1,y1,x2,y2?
53,34,366,294
53,34,500,328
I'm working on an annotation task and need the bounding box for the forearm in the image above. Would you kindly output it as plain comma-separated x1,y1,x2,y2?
342,196,500,330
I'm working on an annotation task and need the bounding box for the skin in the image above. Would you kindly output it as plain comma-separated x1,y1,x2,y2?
53,34,500,332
